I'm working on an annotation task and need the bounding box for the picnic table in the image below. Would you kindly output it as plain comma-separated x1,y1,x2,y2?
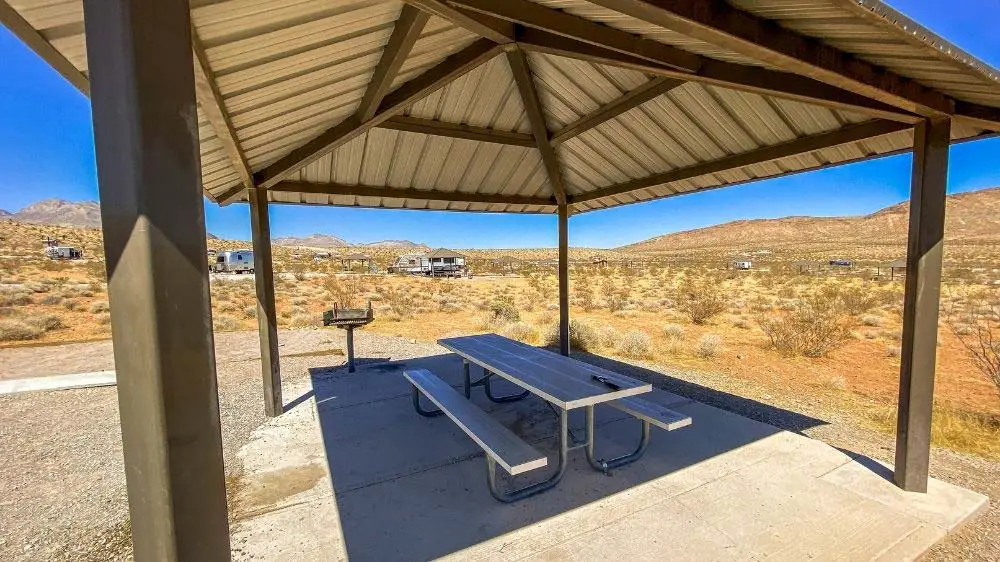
405,334,692,502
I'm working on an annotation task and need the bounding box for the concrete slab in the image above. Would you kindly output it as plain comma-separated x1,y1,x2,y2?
229,354,988,561
0,371,115,395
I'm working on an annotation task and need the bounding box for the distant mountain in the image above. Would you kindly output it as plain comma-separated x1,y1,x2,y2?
7,199,102,228
361,240,427,249
206,232,219,240
622,186,1000,253
0,209,11,218
272,234,351,248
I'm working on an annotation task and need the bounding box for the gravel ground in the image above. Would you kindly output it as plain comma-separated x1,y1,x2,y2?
0,332,995,560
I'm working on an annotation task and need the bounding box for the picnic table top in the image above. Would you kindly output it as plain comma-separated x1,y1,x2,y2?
437,333,651,409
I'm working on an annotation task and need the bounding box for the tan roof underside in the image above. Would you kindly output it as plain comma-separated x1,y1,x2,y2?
4,0,1000,215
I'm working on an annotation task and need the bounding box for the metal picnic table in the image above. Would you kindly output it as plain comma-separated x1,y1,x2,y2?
431,333,686,502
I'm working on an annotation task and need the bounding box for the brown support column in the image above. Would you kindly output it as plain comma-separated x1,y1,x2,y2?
82,0,231,558
894,117,951,492
558,204,570,356
249,187,282,417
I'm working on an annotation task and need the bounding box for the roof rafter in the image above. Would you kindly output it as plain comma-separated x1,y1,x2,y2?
270,181,556,206
570,120,912,204
452,0,701,73
255,39,502,189
584,0,1000,130
0,1,89,96
404,0,513,43
356,5,430,122
192,29,255,204
506,47,567,206
551,76,685,146
447,0,919,124
378,115,536,146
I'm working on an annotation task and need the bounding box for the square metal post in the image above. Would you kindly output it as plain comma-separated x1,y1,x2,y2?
894,117,951,493
83,0,232,558
249,187,282,417
558,203,570,356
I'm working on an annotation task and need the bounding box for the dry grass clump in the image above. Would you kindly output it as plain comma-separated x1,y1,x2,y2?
213,314,240,331
697,334,723,358
864,406,1000,460
488,294,520,323
617,330,651,358
544,319,598,352
598,325,620,348
89,300,110,314
0,318,44,341
755,294,852,358
677,278,728,325
501,321,540,345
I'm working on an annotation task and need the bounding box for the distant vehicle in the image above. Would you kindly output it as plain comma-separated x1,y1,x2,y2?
45,246,82,260
829,259,854,268
731,260,752,270
213,250,254,273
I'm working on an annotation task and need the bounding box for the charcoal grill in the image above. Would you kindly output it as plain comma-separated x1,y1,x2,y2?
323,302,374,372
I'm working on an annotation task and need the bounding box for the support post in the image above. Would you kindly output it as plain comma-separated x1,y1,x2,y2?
558,204,570,356
82,0,231,558
894,117,951,492
249,187,282,417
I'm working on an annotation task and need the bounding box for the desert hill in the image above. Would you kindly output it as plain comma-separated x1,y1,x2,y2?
271,234,427,250
623,186,1000,255
1,199,102,228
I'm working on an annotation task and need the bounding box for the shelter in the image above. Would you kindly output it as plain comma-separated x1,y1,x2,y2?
340,252,373,272
5,0,1000,555
423,248,467,276
879,258,908,280
792,260,819,274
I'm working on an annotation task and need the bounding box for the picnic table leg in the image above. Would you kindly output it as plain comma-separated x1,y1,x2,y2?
486,407,568,503
584,405,651,473
410,384,444,418
482,369,530,403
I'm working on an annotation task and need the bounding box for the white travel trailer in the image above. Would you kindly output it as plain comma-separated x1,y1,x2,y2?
45,246,82,260
213,250,254,273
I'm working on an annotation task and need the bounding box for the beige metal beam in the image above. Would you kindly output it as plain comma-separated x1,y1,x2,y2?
551,77,685,146
895,117,951,493
454,3,918,124
404,0,514,43
506,47,567,205
378,115,536,146
82,0,230,557
453,0,701,73
0,1,89,96
570,120,912,204
357,5,430,122
256,39,502,189
271,180,557,207
584,0,1000,130
192,28,254,200
248,187,281,418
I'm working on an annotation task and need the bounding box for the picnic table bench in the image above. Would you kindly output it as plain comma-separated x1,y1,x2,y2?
404,333,692,502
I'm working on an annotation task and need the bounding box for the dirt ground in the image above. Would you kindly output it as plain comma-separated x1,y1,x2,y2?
0,329,997,560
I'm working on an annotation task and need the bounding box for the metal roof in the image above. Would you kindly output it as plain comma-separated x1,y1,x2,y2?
3,0,999,215
423,248,466,259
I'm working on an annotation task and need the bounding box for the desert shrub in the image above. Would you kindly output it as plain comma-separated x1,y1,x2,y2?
617,330,652,358
0,292,31,307
40,294,64,306
827,284,881,316
598,326,620,348
755,294,852,357
289,314,315,329
860,314,883,327
488,294,520,323
501,321,539,344
697,334,723,358
213,314,240,331
732,316,751,329
0,319,43,341
324,275,365,309
663,323,685,341
544,319,598,352
63,299,79,311
89,300,111,314
677,279,727,325
96,313,112,325
886,345,902,358
946,295,1000,392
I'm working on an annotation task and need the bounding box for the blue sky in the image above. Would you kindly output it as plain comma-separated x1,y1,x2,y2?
1,1,999,249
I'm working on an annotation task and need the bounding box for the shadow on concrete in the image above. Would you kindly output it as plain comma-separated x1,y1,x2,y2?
307,351,828,561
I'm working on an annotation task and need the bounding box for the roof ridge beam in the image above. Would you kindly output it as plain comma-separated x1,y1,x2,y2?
255,39,502,189
452,0,701,73
551,76,685,146
455,2,919,124
0,1,89,95
378,115,536,146
506,47,568,205
357,5,430,122
192,28,255,204
270,180,556,206
404,0,514,43
582,0,994,126
570,120,912,204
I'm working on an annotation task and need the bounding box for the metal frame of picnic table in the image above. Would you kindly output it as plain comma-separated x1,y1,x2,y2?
410,353,654,503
